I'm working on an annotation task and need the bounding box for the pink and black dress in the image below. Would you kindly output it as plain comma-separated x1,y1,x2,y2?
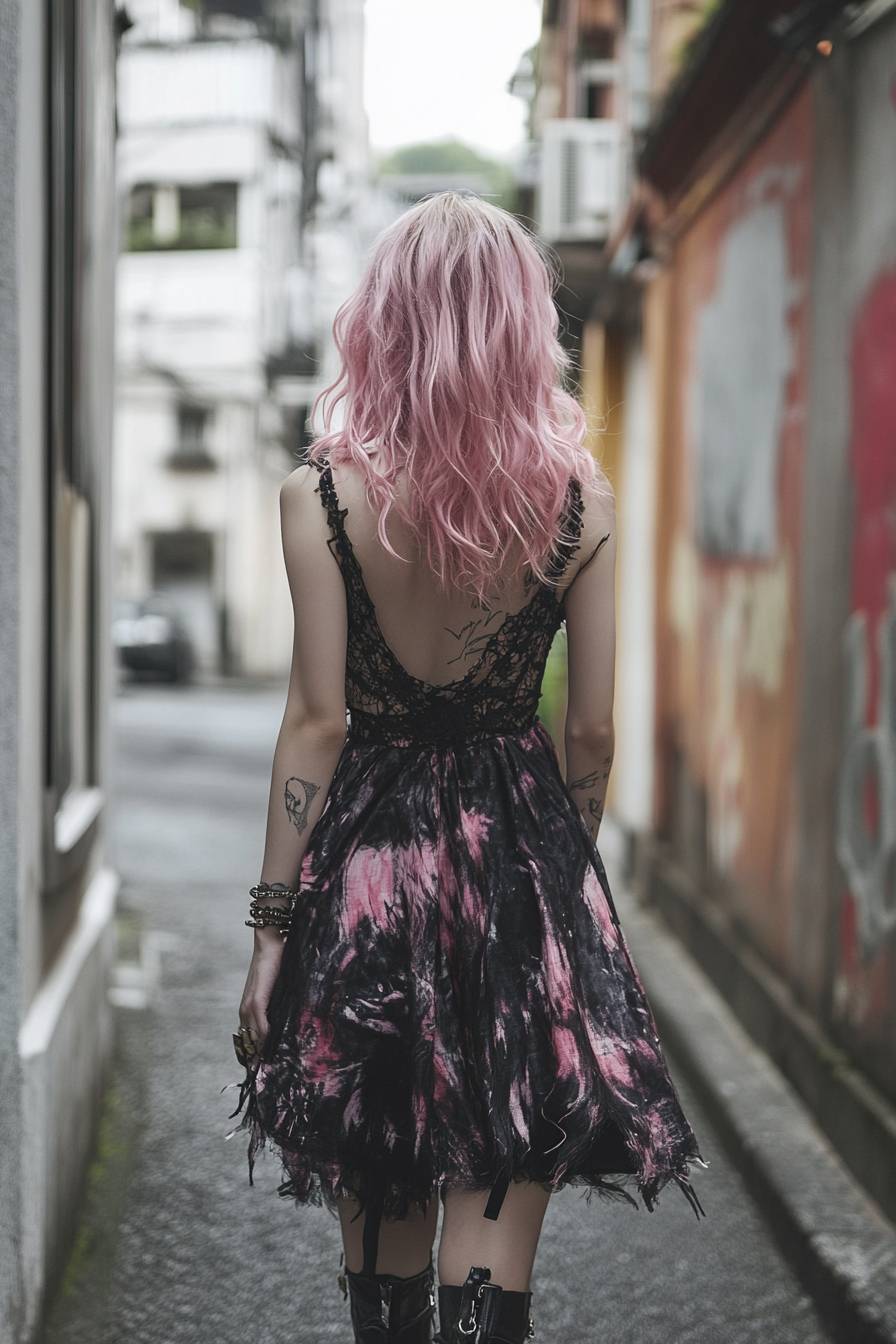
224,460,708,1265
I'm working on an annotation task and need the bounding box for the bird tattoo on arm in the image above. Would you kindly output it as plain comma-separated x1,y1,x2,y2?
284,775,321,835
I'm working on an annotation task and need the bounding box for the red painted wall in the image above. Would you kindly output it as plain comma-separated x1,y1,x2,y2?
655,86,814,977
833,271,896,1082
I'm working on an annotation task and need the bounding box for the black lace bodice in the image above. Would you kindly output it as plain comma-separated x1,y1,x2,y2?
311,461,585,747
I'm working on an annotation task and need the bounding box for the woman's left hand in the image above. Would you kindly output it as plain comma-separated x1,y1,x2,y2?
238,931,285,1059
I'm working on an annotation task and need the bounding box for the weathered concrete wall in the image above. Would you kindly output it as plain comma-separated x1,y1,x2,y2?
614,336,657,835
651,16,896,1116
2,1,121,1338
0,1,25,1337
807,15,896,1102
655,83,814,973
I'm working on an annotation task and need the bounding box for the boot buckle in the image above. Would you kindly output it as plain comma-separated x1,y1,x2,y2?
458,1289,481,1336
458,1266,492,1335
380,1278,393,1325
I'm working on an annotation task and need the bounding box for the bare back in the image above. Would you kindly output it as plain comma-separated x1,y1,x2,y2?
310,458,612,746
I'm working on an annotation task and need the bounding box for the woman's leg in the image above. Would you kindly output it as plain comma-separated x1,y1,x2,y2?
436,1180,551,1292
338,1195,439,1277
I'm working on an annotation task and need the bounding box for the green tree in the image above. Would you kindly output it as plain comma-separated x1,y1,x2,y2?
376,138,518,213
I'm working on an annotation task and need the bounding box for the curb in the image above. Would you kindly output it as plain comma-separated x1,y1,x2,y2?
599,819,896,1344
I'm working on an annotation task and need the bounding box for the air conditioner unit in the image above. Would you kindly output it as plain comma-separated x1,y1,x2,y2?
537,118,622,243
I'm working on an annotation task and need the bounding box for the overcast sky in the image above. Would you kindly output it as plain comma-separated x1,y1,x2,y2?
363,0,542,161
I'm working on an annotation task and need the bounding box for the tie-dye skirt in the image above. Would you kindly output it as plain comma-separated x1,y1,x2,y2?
223,717,709,1223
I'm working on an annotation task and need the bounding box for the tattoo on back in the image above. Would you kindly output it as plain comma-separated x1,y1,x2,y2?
443,607,506,668
285,775,321,834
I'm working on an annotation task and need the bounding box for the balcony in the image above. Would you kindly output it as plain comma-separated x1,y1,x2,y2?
537,118,622,244
118,39,299,145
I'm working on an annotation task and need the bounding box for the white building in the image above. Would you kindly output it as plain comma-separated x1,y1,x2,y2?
1,3,121,1338
114,0,371,678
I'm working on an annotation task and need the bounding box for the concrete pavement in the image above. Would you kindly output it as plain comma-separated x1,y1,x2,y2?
40,683,835,1344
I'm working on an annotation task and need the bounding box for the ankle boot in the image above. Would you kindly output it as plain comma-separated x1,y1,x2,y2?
341,1256,436,1342
434,1265,534,1342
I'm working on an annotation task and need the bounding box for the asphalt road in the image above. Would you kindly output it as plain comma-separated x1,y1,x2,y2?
40,682,834,1344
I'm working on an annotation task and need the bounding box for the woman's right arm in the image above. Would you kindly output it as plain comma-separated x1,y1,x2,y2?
562,489,617,843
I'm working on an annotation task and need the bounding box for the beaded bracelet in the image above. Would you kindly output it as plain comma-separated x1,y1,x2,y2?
245,910,294,934
245,918,291,936
248,907,292,923
250,881,300,902
245,880,300,935
248,895,298,913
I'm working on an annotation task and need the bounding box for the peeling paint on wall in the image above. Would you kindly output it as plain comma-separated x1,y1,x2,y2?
836,272,896,988
704,551,794,871
690,196,801,557
667,529,698,638
837,581,896,960
740,550,793,695
656,84,811,964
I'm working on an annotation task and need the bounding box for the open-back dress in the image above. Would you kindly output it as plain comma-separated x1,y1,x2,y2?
223,458,708,1253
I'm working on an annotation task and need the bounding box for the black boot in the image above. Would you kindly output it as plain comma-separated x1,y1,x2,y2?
384,1262,437,1342
434,1265,534,1343
343,1264,389,1343
341,1256,436,1342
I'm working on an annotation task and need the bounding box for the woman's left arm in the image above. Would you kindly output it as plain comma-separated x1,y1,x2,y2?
239,463,348,1049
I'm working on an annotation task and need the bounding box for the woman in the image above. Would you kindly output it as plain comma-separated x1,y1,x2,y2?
223,191,708,1343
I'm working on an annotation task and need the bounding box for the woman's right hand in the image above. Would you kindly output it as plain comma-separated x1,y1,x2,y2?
238,930,285,1056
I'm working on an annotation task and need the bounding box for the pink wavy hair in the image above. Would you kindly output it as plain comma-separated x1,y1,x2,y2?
307,190,612,607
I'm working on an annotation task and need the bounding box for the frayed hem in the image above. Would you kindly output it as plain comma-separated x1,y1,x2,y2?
221,1070,710,1224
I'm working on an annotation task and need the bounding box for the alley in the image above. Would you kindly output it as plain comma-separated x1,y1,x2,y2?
41,684,832,1344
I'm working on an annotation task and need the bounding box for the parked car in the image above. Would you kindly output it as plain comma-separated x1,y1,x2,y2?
113,594,196,683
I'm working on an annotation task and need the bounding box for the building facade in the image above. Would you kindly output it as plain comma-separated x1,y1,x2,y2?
513,0,658,832
1,2,121,1338
114,0,370,678
522,0,896,1227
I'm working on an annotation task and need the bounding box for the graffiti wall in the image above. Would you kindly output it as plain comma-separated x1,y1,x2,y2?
656,85,813,972
657,20,896,1098
835,270,896,1087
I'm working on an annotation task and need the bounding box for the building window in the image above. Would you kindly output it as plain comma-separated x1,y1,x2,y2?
178,402,208,450
579,24,615,60
166,402,217,471
180,0,266,21
126,182,239,251
44,0,117,931
578,59,619,119
584,80,614,118
283,405,314,463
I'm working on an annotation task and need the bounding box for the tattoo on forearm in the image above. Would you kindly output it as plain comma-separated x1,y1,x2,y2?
569,752,612,792
284,775,321,834
569,753,612,835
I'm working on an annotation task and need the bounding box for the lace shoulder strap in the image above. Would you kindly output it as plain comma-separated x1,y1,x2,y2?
543,476,585,585
312,460,585,590
310,459,351,566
